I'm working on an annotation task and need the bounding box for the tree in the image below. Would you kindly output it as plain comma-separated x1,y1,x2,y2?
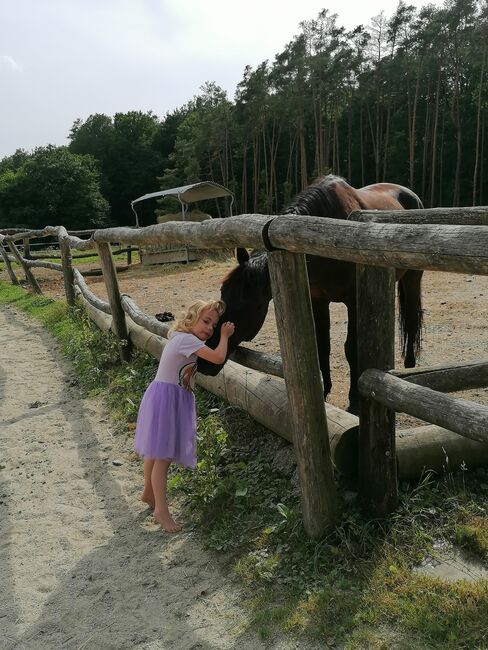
0,146,109,229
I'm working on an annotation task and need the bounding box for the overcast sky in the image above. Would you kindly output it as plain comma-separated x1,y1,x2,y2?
0,0,443,160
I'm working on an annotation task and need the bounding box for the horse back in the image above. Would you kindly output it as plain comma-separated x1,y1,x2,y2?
358,182,423,211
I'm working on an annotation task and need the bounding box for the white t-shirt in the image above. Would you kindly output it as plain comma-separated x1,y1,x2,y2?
155,331,205,390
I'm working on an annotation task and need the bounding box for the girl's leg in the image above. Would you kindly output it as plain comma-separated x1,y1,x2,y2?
141,458,155,508
151,459,182,533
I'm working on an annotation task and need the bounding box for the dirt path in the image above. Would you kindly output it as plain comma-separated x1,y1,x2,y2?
0,306,313,650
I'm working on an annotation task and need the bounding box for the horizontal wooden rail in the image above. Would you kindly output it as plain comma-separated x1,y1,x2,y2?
396,424,488,480
230,347,283,378
5,213,488,274
73,269,111,314
0,227,96,236
120,294,171,338
359,369,488,444
29,246,131,261
4,226,93,251
391,360,488,392
93,215,269,249
350,206,488,225
266,215,488,274
25,259,63,272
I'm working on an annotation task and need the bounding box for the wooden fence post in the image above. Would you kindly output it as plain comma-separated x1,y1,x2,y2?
356,264,397,516
96,242,131,362
57,227,76,307
23,237,31,259
0,238,20,285
127,245,132,265
6,239,42,294
268,250,339,537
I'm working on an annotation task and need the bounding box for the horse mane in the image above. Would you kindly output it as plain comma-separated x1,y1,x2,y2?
281,174,349,218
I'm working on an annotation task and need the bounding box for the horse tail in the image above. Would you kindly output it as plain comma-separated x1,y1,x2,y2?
398,270,424,367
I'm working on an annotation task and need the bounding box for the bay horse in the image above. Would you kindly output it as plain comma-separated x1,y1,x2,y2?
197,175,423,414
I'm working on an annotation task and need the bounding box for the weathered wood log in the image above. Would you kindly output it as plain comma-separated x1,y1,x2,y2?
336,421,488,481
396,424,488,480
350,206,488,225
266,215,488,275
78,293,359,474
5,227,93,251
92,215,270,250
230,347,283,378
357,265,397,516
25,259,63,272
359,369,488,444
268,250,339,537
391,360,488,392
96,242,131,361
6,240,42,294
0,237,20,285
120,294,171,338
8,215,488,275
80,266,129,277
73,269,111,314
30,247,131,261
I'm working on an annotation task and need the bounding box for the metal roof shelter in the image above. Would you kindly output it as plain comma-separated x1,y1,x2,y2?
131,181,234,227
131,181,234,264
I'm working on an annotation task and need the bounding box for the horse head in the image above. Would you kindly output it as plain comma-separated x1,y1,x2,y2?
197,248,272,376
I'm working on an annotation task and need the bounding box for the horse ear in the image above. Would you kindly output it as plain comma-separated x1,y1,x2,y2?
236,247,250,264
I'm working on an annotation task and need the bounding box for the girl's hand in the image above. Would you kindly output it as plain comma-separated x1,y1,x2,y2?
221,321,235,338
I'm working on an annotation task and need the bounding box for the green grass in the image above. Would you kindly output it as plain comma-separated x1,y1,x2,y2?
2,279,488,648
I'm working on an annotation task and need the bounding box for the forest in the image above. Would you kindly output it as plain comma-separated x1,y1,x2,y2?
0,0,487,229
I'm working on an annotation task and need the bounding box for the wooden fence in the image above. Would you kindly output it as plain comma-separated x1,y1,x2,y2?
2,206,488,536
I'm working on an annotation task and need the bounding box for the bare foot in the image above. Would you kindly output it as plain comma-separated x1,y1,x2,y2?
140,490,155,509
153,509,182,533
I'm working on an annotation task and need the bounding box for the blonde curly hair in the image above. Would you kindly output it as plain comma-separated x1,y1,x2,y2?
172,299,226,333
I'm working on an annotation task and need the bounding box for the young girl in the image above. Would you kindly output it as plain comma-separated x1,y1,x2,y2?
134,299,234,533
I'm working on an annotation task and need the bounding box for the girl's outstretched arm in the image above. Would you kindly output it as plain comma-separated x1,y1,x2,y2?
196,322,234,365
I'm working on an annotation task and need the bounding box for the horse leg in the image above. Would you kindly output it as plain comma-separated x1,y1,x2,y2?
398,270,423,368
312,299,332,400
344,298,359,415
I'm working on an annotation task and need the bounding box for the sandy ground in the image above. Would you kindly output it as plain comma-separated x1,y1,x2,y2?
0,306,320,650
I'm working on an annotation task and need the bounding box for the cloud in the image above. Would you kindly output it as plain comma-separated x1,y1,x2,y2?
1,55,22,71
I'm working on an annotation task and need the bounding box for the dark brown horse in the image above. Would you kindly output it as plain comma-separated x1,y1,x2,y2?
197,175,423,414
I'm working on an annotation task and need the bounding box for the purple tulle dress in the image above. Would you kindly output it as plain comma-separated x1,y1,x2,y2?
134,331,205,468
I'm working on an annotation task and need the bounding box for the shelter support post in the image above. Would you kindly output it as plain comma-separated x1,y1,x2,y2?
357,264,397,516
268,250,339,537
97,242,131,362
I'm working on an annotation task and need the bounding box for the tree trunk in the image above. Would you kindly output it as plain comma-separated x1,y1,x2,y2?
473,48,486,205
430,68,442,208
